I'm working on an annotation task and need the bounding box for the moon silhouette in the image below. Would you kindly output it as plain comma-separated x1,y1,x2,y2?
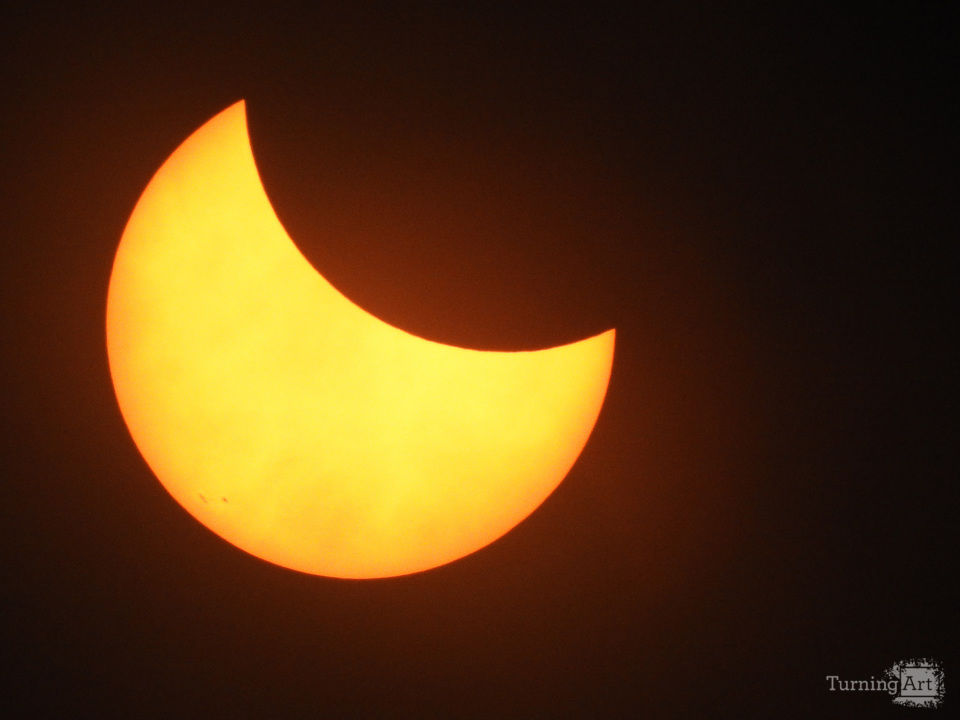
106,101,614,578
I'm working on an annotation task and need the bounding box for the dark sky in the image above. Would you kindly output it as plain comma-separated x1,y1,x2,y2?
2,3,953,716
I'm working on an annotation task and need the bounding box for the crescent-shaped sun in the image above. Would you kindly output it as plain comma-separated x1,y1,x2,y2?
106,101,614,579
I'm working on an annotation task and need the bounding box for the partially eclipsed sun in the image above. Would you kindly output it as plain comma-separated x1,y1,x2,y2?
106,101,615,578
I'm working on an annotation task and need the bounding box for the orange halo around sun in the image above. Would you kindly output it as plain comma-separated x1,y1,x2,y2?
106,101,614,578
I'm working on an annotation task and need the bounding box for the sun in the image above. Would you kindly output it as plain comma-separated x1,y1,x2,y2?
106,101,614,578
